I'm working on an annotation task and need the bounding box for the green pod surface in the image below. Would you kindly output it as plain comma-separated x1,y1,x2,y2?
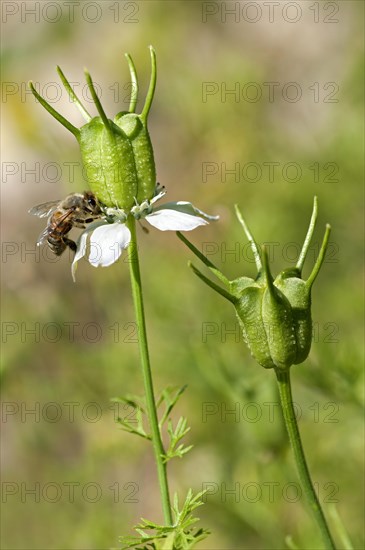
235,286,275,369
275,269,312,365
78,117,138,209
262,284,297,370
114,112,156,203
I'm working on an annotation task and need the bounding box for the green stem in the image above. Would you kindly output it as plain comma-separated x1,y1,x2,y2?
235,204,262,272
84,69,113,137
57,66,92,122
296,196,318,273
125,53,138,113
29,81,80,138
127,217,173,525
141,45,157,123
275,369,336,549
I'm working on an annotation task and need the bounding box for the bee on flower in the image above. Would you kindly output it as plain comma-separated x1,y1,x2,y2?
29,46,218,280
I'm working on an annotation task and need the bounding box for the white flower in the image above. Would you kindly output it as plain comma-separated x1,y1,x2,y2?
72,189,218,281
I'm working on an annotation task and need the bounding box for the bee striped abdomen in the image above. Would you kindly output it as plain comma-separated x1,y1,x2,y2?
47,214,74,255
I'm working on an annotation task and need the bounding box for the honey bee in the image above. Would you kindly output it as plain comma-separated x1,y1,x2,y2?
29,191,102,256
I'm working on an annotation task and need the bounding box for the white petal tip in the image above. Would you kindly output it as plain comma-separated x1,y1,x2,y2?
146,210,210,231
89,223,131,267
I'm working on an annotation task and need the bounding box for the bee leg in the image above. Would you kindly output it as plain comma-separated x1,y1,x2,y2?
72,221,87,228
64,238,77,253
73,218,97,227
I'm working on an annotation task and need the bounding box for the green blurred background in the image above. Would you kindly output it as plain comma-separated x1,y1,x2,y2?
1,1,364,548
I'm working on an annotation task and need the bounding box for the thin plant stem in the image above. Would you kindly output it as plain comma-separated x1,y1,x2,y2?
126,216,173,525
306,224,331,290
188,262,235,303
141,45,157,123
56,66,92,122
84,69,113,137
177,231,230,288
235,204,262,272
125,53,138,113
296,196,318,273
29,82,80,138
275,369,336,550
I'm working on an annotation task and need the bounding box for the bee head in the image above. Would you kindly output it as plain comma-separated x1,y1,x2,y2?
83,191,101,214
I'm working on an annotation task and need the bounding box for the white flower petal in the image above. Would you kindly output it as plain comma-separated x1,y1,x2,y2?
89,223,131,267
71,231,89,282
144,200,218,231
71,221,108,281
145,209,209,231
153,201,219,221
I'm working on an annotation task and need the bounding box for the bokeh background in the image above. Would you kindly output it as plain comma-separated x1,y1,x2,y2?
1,1,364,549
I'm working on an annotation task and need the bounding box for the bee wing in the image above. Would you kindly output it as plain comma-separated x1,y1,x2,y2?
29,200,61,218
36,226,50,246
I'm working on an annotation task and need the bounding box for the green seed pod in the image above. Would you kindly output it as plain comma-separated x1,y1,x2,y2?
113,49,157,204
178,197,331,372
78,116,137,209
274,268,312,365
114,112,156,204
261,263,297,370
273,200,330,365
230,275,275,368
234,283,275,369
28,46,157,209
232,246,297,370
